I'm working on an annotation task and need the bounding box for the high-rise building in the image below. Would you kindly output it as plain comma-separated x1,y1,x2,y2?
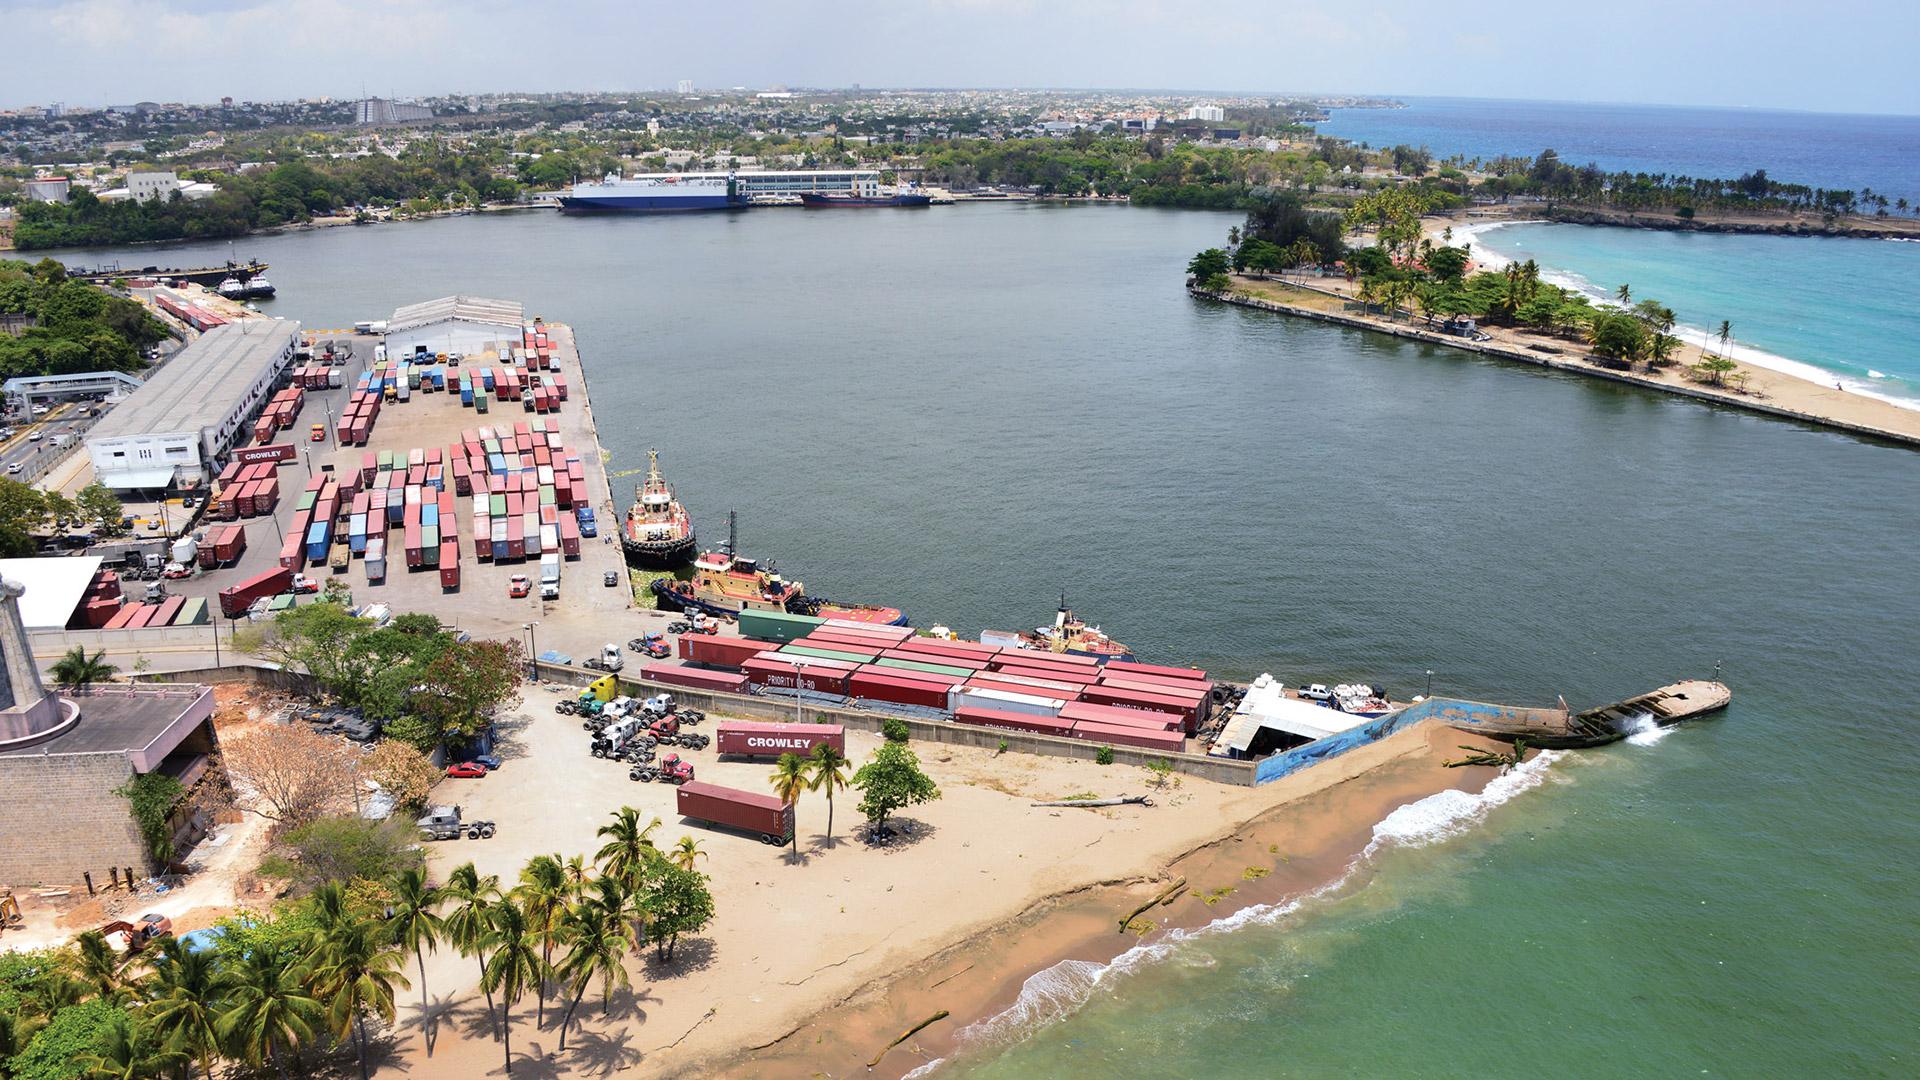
1185,104,1226,122
354,98,434,124
676,79,695,94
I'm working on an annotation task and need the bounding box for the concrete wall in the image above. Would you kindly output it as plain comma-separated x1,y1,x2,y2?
0,751,146,886
31,624,225,661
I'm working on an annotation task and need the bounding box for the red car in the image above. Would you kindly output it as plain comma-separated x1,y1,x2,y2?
508,574,531,598
445,762,488,779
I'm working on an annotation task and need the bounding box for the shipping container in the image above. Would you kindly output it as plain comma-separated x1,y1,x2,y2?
151,594,186,627
1102,660,1210,684
818,619,915,644
1059,700,1182,731
949,685,1067,718
715,721,846,759
894,637,1003,662
173,597,209,626
676,782,793,845
638,663,751,694
365,538,386,582
1067,721,1186,753
1079,685,1197,732
558,512,580,556
779,644,877,665
846,670,952,711
676,635,767,669
875,656,975,679
966,675,1083,701
1095,675,1211,703
741,656,852,696
219,566,294,618
103,603,143,630
438,540,460,590
954,706,1076,738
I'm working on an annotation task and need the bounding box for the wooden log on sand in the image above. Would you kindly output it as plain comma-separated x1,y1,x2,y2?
1118,876,1187,933
868,1011,951,1068
1032,795,1152,808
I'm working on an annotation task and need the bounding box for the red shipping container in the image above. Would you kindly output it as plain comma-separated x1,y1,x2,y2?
150,594,186,627
1103,660,1210,684
559,513,580,556
639,663,751,694
968,672,1083,697
1097,674,1211,701
993,662,1100,686
715,721,846,759
103,603,143,630
677,635,769,668
878,647,988,672
1080,685,1197,732
1068,721,1185,753
438,541,460,589
741,656,851,696
676,781,792,845
894,637,1002,661
82,597,123,629
1059,700,1181,731
954,706,1076,737
845,670,952,710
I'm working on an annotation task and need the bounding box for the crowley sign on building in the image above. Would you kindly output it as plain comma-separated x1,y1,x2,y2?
714,721,846,759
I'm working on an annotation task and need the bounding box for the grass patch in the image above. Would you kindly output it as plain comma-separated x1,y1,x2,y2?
1242,866,1271,881
1060,791,1100,802
1200,886,1237,907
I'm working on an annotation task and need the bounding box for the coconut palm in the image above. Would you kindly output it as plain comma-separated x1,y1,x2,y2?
78,1009,184,1080
217,947,320,1080
808,743,852,847
770,752,811,857
74,930,124,1000
142,937,227,1080
50,646,117,694
386,867,442,1054
560,853,593,900
441,862,502,1039
512,855,570,1027
305,882,354,947
1716,320,1734,358
480,902,543,1075
308,915,410,1080
586,872,647,966
1615,283,1632,305
668,835,706,872
552,897,632,1052
594,807,661,890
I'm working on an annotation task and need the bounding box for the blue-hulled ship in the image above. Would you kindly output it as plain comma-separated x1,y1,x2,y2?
559,173,750,213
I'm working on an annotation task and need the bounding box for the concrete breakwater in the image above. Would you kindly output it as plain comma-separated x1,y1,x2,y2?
1190,285,1920,449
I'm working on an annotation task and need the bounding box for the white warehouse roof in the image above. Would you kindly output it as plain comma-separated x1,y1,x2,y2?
1216,674,1369,753
86,320,299,442
0,555,102,630
388,296,524,334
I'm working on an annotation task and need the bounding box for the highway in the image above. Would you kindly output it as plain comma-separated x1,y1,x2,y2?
0,402,89,481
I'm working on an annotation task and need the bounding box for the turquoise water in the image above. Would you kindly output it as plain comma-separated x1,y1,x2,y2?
1469,222,1920,405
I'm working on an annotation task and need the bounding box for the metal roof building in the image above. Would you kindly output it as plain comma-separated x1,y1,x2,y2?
385,296,525,357
85,320,300,491
0,556,102,629
1214,674,1370,758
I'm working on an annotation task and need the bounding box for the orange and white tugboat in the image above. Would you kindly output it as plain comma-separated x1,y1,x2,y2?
984,593,1135,662
651,512,906,624
621,449,697,569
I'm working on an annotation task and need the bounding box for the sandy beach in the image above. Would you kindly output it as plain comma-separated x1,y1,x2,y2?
336,699,1517,1079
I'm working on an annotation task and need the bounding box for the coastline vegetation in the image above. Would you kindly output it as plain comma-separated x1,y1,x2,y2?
0,258,168,379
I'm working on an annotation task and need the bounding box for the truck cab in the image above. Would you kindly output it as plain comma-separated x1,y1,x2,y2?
416,805,463,840
539,553,561,600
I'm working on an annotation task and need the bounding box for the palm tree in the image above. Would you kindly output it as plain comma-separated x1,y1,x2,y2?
668,836,707,872
770,752,811,857
75,930,124,1000
386,868,443,1054
308,915,410,1080
594,807,661,890
217,947,320,1080
560,853,593,900
1716,320,1734,358
1615,283,1632,305
512,855,570,1027
808,743,851,848
142,937,227,1080
50,646,117,694
480,902,543,1075
552,897,632,1053
441,862,502,1039
78,1009,184,1079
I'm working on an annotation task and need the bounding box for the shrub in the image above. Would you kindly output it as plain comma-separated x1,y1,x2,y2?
1095,745,1116,766
264,815,422,892
881,717,910,743
7,998,127,1080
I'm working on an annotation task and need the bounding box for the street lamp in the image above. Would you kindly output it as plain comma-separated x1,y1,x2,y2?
793,661,807,726
524,622,538,682
1425,669,1435,699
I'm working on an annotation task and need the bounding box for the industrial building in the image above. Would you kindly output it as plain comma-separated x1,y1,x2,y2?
355,98,434,124
85,319,301,492
384,295,526,357
95,170,220,203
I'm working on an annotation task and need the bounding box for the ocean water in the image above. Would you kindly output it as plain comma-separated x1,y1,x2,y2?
1461,221,1920,406
33,205,1920,1078
1315,96,1920,204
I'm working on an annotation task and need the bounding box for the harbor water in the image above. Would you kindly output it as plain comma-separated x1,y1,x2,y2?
34,204,1920,1076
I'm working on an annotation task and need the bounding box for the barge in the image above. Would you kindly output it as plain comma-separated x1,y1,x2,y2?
1445,679,1732,748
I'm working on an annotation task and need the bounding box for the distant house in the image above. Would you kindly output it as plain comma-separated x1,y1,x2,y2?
96,171,219,204
23,176,70,203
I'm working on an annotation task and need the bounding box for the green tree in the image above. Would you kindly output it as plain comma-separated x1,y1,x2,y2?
511,855,570,1027
769,753,811,857
808,742,851,848
0,479,46,556
552,895,629,1053
384,867,442,1057
641,863,714,963
479,902,542,1075
216,947,320,1080
8,999,131,1080
441,862,502,1040
1185,248,1231,287
1715,320,1735,357
413,639,524,750
851,741,941,840
668,836,706,873
50,646,117,694
306,913,409,1080
1423,244,1470,282
593,807,661,890
76,1009,184,1079
74,931,124,1001
75,483,126,537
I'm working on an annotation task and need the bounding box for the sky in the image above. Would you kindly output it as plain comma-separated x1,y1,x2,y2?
6,0,1918,116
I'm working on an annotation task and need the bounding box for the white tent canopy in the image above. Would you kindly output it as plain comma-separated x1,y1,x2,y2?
1216,674,1370,753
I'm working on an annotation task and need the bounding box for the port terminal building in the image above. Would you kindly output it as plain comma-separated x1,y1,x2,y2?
637,169,881,198
384,295,526,358
85,320,300,492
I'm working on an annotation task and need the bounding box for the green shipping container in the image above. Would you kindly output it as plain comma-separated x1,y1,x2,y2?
875,657,972,678
296,492,316,512
538,486,556,507
737,608,824,643
173,597,209,626
377,450,394,470
779,644,876,664
268,593,297,612
483,438,501,454
489,494,507,517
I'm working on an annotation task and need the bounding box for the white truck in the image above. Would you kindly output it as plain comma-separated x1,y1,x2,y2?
584,642,624,673
539,552,561,599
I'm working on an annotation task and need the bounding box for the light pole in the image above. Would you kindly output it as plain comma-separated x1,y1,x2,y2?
524,622,537,682
211,618,221,668
794,661,806,726
1425,670,1434,699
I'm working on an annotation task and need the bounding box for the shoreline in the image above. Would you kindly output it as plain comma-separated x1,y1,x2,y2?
714,723,1524,1079
1196,273,1920,450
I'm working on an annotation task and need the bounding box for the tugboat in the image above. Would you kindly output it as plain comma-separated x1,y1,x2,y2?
798,190,933,208
986,594,1135,662
651,513,906,624
620,449,697,569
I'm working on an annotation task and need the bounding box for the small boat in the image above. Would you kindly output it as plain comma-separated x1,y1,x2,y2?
1447,680,1732,749
242,276,276,299
620,449,697,569
649,512,906,624
216,276,247,299
799,191,933,208
985,594,1134,662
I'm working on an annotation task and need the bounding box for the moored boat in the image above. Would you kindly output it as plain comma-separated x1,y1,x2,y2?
559,172,750,213
799,191,932,208
620,449,697,569
984,594,1134,662
649,513,906,624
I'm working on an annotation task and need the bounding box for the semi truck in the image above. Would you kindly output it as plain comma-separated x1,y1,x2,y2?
539,552,561,599
218,566,293,618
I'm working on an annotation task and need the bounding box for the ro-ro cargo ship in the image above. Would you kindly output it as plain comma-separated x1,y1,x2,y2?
558,173,749,213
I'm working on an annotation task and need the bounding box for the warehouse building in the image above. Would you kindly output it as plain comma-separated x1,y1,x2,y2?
85,319,300,491
384,295,525,358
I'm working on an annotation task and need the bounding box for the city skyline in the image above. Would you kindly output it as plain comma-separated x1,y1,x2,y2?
8,0,1919,116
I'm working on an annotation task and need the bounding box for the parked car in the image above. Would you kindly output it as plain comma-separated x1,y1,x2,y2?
473,754,502,770
508,574,531,598
603,569,619,587
445,762,488,779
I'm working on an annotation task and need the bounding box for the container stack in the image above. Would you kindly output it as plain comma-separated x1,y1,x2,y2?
253,386,305,444
450,420,584,564
209,461,282,521
352,446,462,587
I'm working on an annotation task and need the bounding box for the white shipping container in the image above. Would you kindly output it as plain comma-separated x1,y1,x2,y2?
948,685,1067,718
